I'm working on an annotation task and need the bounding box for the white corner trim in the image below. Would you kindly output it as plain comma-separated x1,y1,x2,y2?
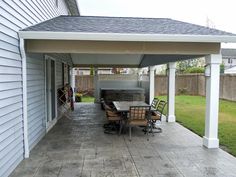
18,31,236,43
19,38,29,158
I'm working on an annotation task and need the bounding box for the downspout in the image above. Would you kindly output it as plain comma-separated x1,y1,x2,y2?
19,38,29,158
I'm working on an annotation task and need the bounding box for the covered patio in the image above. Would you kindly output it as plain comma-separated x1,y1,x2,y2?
16,15,236,176
19,16,236,150
10,103,236,177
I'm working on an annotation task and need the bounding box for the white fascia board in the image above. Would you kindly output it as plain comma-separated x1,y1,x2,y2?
19,31,236,43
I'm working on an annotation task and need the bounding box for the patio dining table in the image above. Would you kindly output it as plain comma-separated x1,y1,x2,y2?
113,101,150,113
113,101,152,135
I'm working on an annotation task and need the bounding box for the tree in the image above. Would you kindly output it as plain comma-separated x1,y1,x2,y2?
176,58,205,73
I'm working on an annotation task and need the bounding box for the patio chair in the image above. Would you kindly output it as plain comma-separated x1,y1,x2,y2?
151,100,167,132
128,106,152,141
151,97,159,109
103,102,121,134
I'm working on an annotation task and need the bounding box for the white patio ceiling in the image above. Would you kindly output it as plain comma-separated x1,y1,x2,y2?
71,54,143,67
71,53,203,67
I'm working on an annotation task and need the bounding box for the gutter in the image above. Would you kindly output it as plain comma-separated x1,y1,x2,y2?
19,31,236,43
19,38,29,158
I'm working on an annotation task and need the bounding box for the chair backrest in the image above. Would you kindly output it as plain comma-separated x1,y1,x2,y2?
156,100,167,115
151,98,159,109
129,106,151,120
103,101,119,118
104,103,112,111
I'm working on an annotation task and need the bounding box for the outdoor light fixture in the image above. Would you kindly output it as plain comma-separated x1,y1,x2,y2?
204,64,211,77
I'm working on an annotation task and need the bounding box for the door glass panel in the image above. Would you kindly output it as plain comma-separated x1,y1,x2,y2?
51,60,56,119
46,60,50,122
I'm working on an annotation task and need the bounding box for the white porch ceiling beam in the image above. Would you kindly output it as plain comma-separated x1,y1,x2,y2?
25,40,221,55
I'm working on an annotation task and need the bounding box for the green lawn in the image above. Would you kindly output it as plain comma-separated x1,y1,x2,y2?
81,96,95,102
158,95,236,156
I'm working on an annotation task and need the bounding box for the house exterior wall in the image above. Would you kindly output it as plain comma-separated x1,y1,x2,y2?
224,66,236,74
0,1,69,176
26,53,46,150
223,58,236,67
26,53,72,151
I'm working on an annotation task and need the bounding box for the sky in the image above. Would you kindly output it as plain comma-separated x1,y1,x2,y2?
77,0,236,48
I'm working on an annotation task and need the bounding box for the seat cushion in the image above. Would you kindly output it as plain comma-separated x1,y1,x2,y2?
151,111,161,120
129,119,147,126
107,111,119,117
108,116,121,121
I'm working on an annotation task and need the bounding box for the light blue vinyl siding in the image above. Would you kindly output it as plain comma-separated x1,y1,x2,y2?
26,54,46,150
0,0,68,176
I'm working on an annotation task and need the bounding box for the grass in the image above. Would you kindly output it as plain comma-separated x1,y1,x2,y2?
158,95,236,156
81,96,95,102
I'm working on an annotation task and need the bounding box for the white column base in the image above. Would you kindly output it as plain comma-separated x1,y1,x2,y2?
203,136,219,148
167,115,176,122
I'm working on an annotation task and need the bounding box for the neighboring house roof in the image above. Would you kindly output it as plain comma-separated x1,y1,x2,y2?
65,0,80,15
224,65,236,74
19,16,236,43
221,48,236,58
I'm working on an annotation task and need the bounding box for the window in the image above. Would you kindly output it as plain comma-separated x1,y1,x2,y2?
228,58,232,64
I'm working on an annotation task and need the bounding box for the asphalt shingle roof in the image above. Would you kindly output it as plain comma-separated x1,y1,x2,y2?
22,16,234,36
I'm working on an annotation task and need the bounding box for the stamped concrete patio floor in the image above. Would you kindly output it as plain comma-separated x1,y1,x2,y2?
10,103,236,177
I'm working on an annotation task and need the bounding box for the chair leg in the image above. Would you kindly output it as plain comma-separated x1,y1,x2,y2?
129,126,132,141
146,124,149,141
119,120,123,135
150,122,154,136
152,121,162,133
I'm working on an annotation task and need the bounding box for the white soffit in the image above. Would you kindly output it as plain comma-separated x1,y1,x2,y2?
71,54,142,66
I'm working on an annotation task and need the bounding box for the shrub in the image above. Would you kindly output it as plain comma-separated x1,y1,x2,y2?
184,67,204,73
220,64,224,74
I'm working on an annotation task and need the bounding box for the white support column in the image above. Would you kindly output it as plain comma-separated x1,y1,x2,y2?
71,68,75,101
167,62,176,122
149,66,155,104
203,54,222,148
94,67,99,103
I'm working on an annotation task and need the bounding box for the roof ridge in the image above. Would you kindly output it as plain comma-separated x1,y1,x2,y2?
60,15,171,20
